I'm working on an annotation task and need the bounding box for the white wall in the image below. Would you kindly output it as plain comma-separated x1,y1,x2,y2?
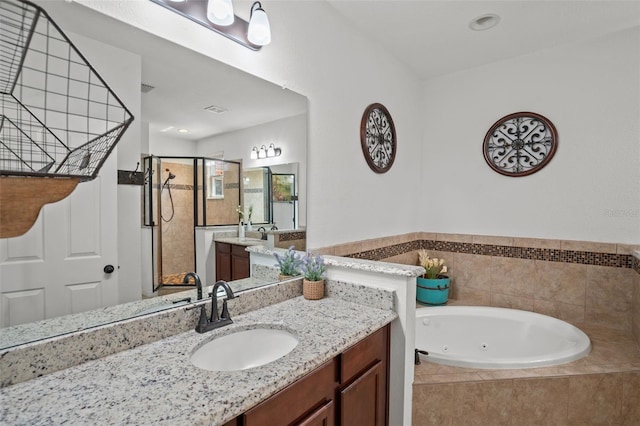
421,27,640,244
149,132,198,157
197,114,307,227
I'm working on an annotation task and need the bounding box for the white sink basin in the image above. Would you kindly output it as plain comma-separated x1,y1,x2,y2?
190,328,298,371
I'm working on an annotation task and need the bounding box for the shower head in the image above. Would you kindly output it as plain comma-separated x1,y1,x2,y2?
162,169,176,188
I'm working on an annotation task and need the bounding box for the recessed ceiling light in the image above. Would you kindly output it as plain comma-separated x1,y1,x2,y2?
160,126,174,132
178,128,189,134
469,14,500,31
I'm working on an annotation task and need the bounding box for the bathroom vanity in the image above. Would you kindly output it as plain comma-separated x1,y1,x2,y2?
0,291,396,425
227,324,389,426
214,237,265,281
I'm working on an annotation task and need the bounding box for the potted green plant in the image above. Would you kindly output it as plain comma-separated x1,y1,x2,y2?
273,246,303,281
300,252,326,300
416,249,450,305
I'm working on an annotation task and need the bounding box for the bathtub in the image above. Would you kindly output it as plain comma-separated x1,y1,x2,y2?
415,306,591,369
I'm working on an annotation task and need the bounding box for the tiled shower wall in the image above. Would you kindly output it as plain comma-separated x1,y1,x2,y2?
317,233,640,345
160,162,194,277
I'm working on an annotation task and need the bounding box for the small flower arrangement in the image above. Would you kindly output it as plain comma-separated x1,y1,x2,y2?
418,249,448,279
301,252,326,282
247,205,253,223
236,205,244,223
274,246,303,276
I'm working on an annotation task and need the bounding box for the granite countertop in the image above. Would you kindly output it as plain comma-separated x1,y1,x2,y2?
214,236,267,247
0,296,397,425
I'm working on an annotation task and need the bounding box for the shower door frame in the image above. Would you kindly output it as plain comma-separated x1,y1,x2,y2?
144,156,242,293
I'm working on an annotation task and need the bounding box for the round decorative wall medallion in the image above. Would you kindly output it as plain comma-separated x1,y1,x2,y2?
483,112,558,177
360,103,396,173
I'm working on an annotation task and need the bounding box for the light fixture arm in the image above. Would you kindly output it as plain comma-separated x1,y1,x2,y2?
250,1,263,16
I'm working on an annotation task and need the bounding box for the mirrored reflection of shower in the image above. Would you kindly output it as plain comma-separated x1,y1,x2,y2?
161,168,176,222
143,156,242,294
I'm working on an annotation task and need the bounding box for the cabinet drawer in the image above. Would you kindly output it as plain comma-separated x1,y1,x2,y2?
216,242,231,253
340,325,388,384
231,244,248,257
243,358,338,426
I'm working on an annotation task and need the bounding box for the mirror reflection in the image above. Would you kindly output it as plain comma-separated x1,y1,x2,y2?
0,1,307,349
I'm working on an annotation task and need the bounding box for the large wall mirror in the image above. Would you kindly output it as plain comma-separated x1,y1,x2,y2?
0,0,307,349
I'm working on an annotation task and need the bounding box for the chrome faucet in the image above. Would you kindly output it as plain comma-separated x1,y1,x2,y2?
195,280,236,334
183,272,203,300
257,226,267,240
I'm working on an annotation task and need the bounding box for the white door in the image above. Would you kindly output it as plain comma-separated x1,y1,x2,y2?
0,157,118,328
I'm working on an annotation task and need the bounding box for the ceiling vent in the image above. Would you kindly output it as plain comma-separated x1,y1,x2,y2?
141,83,155,93
204,104,228,114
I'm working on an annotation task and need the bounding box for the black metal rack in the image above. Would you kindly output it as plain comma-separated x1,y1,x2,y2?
0,0,133,181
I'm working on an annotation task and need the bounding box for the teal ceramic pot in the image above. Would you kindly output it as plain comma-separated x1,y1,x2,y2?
416,277,450,305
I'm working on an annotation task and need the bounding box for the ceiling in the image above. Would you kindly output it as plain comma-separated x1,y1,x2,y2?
327,0,640,80
32,1,640,140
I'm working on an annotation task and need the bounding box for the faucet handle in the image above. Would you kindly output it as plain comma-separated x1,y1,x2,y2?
220,300,231,320
195,305,209,334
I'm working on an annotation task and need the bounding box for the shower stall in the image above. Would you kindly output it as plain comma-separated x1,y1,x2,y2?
143,156,242,294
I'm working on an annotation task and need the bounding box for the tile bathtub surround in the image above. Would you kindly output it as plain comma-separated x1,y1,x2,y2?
412,372,640,426
412,324,640,425
346,235,634,269
317,233,639,332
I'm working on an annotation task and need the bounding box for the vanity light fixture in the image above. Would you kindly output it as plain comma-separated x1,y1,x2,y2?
207,0,234,26
258,145,267,159
250,143,281,160
247,1,271,46
149,0,271,50
266,143,281,158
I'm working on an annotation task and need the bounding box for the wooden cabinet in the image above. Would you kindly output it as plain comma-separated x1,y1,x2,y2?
339,361,385,426
339,326,388,426
244,358,338,426
215,242,250,282
230,324,389,426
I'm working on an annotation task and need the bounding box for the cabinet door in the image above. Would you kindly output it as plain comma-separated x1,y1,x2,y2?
339,361,384,426
298,400,334,426
230,244,250,280
243,359,338,426
215,242,231,282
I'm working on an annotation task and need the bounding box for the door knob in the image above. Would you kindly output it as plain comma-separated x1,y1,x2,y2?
103,265,115,274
